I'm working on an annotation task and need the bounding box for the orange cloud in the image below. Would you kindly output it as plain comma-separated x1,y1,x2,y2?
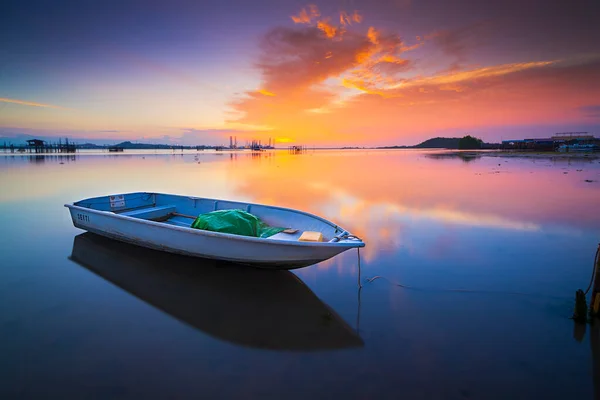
367,27,379,45
439,84,466,92
317,19,338,38
231,7,600,145
379,54,404,63
335,58,600,142
340,11,362,26
0,97,67,109
255,26,371,91
342,59,557,98
389,61,555,90
291,6,364,40
257,89,276,96
341,27,415,95
231,9,422,139
291,5,320,24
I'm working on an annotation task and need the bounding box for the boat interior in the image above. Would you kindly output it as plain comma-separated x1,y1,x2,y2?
74,192,347,242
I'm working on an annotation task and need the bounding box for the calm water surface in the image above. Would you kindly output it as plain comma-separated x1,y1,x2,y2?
1,149,600,399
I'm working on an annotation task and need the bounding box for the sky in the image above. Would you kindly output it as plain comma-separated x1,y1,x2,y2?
1,0,599,146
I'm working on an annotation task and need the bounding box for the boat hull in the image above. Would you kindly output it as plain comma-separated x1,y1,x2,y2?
65,201,361,269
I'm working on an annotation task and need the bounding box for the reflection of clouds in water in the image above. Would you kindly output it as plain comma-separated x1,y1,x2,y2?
302,183,546,266
319,255,357,274
230,162,554,267
0,153,235,203
292,251,360,279
383,203,540,231
313,182,540,232
429,228,458,260
224,151,600,271
317,201,406,264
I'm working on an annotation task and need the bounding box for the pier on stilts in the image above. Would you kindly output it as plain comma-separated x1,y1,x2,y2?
288,145,307,154
1,138,77,154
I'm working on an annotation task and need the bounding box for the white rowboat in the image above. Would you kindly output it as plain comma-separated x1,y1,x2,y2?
65,192,365,269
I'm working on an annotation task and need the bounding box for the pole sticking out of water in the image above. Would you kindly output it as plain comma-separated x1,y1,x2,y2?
589,244,600,317
356,247,362,335
357,248,362,289
573,243,600,324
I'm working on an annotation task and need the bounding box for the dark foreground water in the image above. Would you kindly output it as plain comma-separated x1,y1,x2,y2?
1,149,600,399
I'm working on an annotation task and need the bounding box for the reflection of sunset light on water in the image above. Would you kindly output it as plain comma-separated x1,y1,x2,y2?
2,150,598,278
219,150,600,272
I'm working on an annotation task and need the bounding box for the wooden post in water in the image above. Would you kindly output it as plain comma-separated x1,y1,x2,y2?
590,244,600,317
591,321,600,399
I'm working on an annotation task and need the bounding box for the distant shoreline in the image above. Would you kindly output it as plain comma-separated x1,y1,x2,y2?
430,150,600,160
1,147,599,159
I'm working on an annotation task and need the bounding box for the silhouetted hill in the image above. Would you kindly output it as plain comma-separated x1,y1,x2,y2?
413,137,461,148
378,137,462,149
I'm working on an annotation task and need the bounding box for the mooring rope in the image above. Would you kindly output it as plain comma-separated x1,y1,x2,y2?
357,256,573,300
362,274,578,299
355,244,600,329
357,248,362,289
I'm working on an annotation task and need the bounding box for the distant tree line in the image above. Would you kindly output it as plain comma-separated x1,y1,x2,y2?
458,135,483,150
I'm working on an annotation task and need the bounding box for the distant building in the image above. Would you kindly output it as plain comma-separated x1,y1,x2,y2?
26,139,47,153
502,138,555,151
502,132,598,151
551,132,595,142
26,139,45,147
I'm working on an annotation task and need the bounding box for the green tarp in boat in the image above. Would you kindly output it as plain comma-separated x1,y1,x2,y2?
191,209,285,238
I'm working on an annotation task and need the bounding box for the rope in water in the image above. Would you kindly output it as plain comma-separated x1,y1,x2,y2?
362,275,566,298
354,248,597,300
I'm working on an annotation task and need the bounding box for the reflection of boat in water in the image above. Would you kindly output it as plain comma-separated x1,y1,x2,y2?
70,233,363,351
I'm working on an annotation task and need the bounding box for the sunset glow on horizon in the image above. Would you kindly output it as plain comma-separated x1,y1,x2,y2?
2,0,599,146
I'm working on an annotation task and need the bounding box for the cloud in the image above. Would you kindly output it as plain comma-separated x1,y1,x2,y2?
389,60,555,90
230,5,600,145
257,89,276,96
291,5,364,39
232,6,419,127
339,27,419,95
578,105,600,119
341,59,558,98
330,57,600,143
257,25,371,90
340,11,362,26
430,21,491,65
0,97,68,109
230,6,380,138
316,18,339,38
291,5,320,24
